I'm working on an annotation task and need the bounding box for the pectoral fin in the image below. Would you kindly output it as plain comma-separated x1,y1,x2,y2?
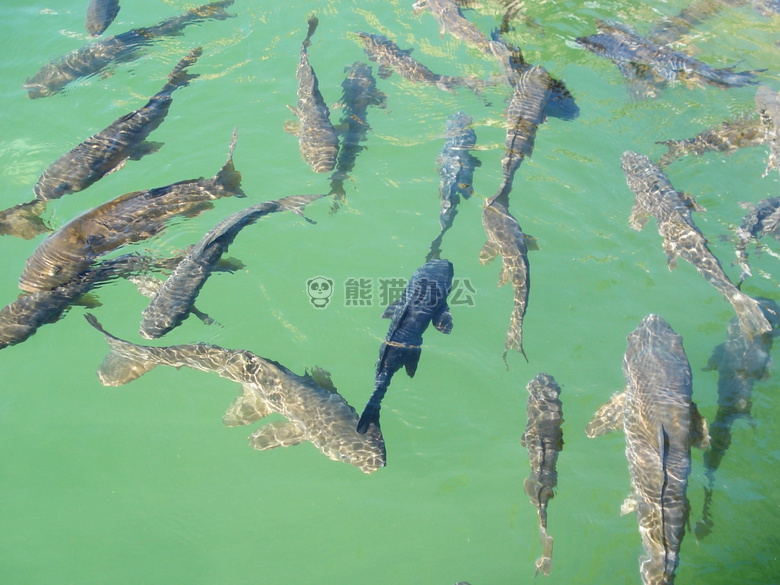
381,300,402,319
249,421,304,450
404,347,422,378
433,306,453,334
690,403,710,450
223,387,272,427
585,390,626,438
283,117,301,136
128,141,164,161
479,240,499,265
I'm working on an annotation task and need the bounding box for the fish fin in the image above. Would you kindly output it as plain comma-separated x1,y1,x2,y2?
179,201,214,218
73,293,102,309
283,117,301,134
629,207,650,231
0,199,51,239
214,256,245,272
357,403,381,434
381,300,402,319
585,390,626,437
128,141,164,161
105,157,129,174
620,495,637,515
404,347,421,377
479,240,499,264
690,402,710,450
663,239,679,270
433,306,453,334
525,234,540,251
128,275,163,298
223,387,272,426
377,65,393,79
248,421,305,450
497,265,510,287
214,128,245,197
84,314,157,386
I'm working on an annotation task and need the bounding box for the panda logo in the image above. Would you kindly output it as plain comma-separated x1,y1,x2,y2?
306,276,334,309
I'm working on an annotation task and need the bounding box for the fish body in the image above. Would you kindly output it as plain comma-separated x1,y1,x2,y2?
19,131,244,293
287,17,339,173
25,0,233,98
87,315,387,474
755,85,780,177
356,259,454,434
586,314,709,585
139,194,323,339
479,196,532,363
576,19,759,99
34,47,201,202
437,111,480,233
413,0,493,55
735,195,780,282
622,150,771,339
521,372,563,576
86,0,120,36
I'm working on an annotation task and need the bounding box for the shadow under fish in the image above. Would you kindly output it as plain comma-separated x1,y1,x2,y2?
86,314,387,474
24,0,234,99
18,129,244,293
86,0,120,37
139,194,324,339
356,258,454,434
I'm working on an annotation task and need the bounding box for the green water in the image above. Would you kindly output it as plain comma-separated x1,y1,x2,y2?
1,0,779,583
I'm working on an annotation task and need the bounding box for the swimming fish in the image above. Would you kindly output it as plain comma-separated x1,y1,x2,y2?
413,0,494,55
85,0,120,36
586,314,709,585
735,195,780,284
86,314,387,474
356,258,454,434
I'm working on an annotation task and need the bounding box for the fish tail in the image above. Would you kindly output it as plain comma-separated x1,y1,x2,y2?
303,15,319,49
214,128,245,197
356,403,380,434
534,526,553,576
732,291,772,339
0,199,50,240
191,0,235,20
159,46,203,95
85,314,158,386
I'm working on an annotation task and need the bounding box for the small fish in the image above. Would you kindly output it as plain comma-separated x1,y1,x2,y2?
356,259,454,434
647,0,730,46
755,85,780,177
85,0,120,36
139,194,323,339
622,150,771,339
18,130,245,293
86,314,387,474
413,0,494,55
521,373,563,576
284,17,340,174
734,195,780,283
25,0,233,98
576,19,760,100
586,314,709,585
0,200,49,240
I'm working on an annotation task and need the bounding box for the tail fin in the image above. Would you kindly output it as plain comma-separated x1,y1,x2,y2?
84,314,158,386
534,526,553,576
214,128,245,197
732,291,772,339
158,46,202,95
303,15,319,49
356,402,380,434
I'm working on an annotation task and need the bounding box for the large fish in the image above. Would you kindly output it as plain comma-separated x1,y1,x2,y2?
284,17,339,174
734,195,780,283
24,0,233,99
85,0,120,36
622,150,771,340
755,85,780,177
521,372,563,577
18,130,245,293
328,61,386,208
696,298,780,538
86,314,387,474
586,314,709,585
413,0,494,55
139,194,323,339
356,259,454,434
576,19,760,100
428,111,481,261
479,194,535,363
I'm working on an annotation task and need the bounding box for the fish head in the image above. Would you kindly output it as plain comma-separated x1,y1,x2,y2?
409,259,454,309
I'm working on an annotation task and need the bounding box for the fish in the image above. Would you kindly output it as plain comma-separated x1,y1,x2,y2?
427,111,481,261
0,200,50,240
85,0,120,36
18,129,245,293
24,0,234,99
86,314,387,474
139,194,323,339
755,85,780,177
479,194,536,364
356,258,454,434
734,196,780,283
576,19,760,100
521,372,564,577
494,64,552,202
413,0,494,55
622,150,771,340
328,61,386,208
696,298,780,539
284,17,340,174
585,314,710,585
647,0,733,46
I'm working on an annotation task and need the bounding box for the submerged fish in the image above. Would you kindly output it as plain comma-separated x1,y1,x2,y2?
696,298,780,539
139,194,323,339
586,314,709,585
86,314,387,474
413,0,494,55
18,130,244,293
735,195,780,283
521,372,563,576
755,85,780,177
356,258,454,434
622,150,771,339
576,19,760,100
0,200,49,240
284,17,339,174
86,0,120,36
25,0,233,98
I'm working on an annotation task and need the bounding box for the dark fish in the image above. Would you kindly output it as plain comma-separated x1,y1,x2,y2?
622,150,771,339
18,130,244,293
494,64,552,202
755,85,780,177
576,19,760,100
139,194,323,339
735,196,780,283
356,259,454,434
284,17,339,174
479,195,535,364
647,0,735,46
413,0,494,55
328,61,386,208
696,298,780,539
586,314,709,585
24,0,234,99
86,314,387,474
521,372,563,576
427,111,481,261
86,0,120,36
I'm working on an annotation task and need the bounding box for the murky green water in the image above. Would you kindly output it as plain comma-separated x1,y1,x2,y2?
1,0,779,583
